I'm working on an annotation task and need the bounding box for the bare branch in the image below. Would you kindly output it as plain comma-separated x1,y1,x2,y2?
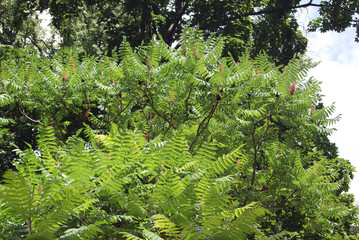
245,1,324,17
17,104,43,126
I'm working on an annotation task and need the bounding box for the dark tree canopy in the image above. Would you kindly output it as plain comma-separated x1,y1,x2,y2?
1,0,359,64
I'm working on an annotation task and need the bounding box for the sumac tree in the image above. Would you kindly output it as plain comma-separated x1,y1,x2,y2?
0,28,357,239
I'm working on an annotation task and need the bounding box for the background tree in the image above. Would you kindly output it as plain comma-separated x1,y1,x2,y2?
0,0,56,56
2,0,358,64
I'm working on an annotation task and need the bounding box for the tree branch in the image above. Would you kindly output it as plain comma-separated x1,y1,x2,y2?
141,0,150,42
256,111,271,150
189,101,218,150
17,103,44,126
164,0,189,45
244,105,272,206
110,97,134,122
142,86,177,130
245,1,324,17
184,86,193,122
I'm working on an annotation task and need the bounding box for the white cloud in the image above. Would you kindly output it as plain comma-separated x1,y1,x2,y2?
306,27,359,202
296,1,359,202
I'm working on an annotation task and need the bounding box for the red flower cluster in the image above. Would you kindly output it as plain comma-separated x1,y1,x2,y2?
62,72,67,82
84,109,91,118
289,82,295,95
310,104,316,115
182,43,188,55
147,56,151,68
193,47,199,58
110,78,114,84
144,132,148,140
170,91,174,102
71,57,75,70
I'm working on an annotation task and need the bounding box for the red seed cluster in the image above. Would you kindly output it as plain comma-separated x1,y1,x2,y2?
84,109,91,118
182,43,188,55
170,91,174,102
147,56,151,68
193,47,199,58
310,104,316,115
71,57,75,69
289,82,295,95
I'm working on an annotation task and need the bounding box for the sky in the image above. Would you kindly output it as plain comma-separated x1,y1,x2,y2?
296,3,359,202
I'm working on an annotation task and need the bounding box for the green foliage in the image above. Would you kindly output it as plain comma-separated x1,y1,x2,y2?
0,126,267,239
0,28,357,239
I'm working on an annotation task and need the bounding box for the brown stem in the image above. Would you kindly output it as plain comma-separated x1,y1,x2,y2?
184,87,193,122
103,92,108,121
26,83,65,138
256,111,271,150
33,97,63,137
249,111,271,187
83,88,90,110
60,99,82,118
18,104,44,126
142,87,177,130
244,104,273,206
263,169,276,196
267,126,302,137
110,98,134,122
189,102,218,150
249,122,257,189
26,218,32,234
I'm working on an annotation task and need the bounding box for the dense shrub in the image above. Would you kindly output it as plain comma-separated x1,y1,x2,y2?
0,28,357,239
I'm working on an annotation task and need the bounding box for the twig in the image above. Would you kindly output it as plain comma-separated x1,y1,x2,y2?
184,87,193,122
142,86,177,130
18,105,44,126
110,98,134,122
189,101,218,150
245,1,323,17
